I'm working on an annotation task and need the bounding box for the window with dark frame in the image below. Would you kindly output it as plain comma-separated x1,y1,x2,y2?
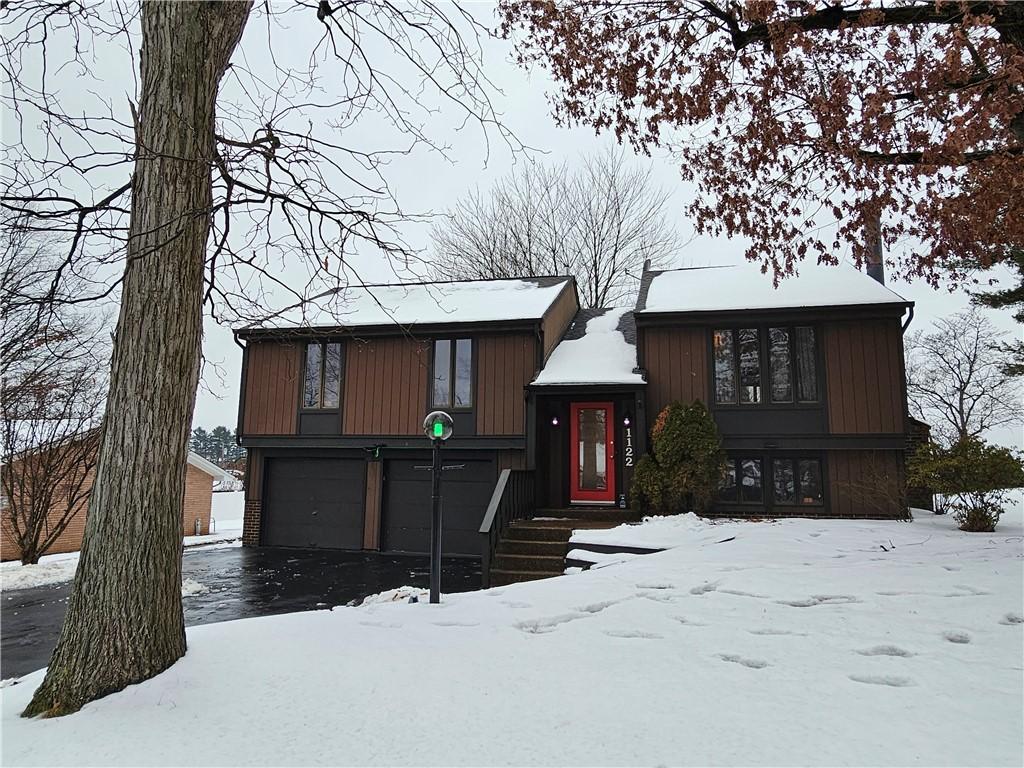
713,325,818,406
771,457,823,505
302,341,342,409
432,338,472,409
719,455,823,507
718,457,763,504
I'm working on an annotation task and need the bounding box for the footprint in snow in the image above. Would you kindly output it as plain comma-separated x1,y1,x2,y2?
942,630,971,644
719,588,770,599
432,620,480,628
636,582,675,590
776,595,859,608
717,654,769,669
856,645,915,657
848,674,915,687
999,612,1024,625
576,599,622,614
690,582,718,595
515,613,583,634
500,600,532,609
359,620,403,629
603,629,663,640
749,628,807,637
638,591,681,603
942,565,962,572
674,616,709,627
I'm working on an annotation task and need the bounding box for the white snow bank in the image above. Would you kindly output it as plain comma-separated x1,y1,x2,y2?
2,492,247,591
641,261,909,314
533,308,643,385
250,277,570,329
0,552,79,591
3,510,1021,767
570,512,708,549
180,578,209,598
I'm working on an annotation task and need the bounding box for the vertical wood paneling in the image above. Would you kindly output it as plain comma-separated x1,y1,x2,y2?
363,461,382,550
640,326,709,418
828,450,905,518
242,341,301,436
825,319,905,434
540,284,579,361
343,337,429,435
476,333,534,435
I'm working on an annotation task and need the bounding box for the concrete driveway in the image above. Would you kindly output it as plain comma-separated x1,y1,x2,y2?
1,546,481,679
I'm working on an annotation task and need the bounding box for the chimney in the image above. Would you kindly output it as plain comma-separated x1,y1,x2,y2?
865,209,885,285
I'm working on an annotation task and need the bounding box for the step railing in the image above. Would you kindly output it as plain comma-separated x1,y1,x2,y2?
479,468,534,588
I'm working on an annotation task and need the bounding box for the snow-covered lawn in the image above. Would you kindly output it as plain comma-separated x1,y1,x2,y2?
0,492,245,592
3,508,1022,766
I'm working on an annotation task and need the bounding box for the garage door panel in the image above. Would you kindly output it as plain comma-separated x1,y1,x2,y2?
263,457,365,549
383,458,494,556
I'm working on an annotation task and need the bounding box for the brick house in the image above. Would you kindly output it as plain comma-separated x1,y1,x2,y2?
1,449,227,562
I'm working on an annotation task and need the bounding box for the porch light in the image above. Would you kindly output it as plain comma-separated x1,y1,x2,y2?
623,415,631,427
550,415,560,427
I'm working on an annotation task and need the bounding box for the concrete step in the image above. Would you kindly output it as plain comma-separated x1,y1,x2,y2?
535,507,640,523
490,569,563,586
493,553,566,572
497,538,568,556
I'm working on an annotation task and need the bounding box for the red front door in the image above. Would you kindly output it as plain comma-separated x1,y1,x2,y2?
569,402,615,504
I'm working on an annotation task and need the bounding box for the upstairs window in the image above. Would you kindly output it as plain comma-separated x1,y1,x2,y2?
713,326,818,405
302,342,341,409
432,338,472,409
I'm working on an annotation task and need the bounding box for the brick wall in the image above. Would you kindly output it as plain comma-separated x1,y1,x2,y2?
2,459,216,562
242,499,262,546
182,463,213,537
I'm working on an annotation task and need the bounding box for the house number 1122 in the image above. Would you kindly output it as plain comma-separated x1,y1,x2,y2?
624,426,634,467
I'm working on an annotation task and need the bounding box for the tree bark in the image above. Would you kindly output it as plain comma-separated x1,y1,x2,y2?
23,0,251,718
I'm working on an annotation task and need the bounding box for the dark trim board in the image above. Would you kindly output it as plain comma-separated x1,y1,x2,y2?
238,318,543,342
635,303,912,328
722,434,908,450
241,436,526,450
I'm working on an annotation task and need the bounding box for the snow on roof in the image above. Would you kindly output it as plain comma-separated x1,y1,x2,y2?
533,308,644,386
247,277,571,330
638,261,910,314
187,452,230,480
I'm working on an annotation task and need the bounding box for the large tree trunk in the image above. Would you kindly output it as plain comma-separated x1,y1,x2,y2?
23,0,251,718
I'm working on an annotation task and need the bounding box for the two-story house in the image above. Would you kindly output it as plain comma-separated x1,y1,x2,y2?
234,261,913,583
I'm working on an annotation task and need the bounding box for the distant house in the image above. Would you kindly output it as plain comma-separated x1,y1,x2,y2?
233,263,915,583
1,448,228,562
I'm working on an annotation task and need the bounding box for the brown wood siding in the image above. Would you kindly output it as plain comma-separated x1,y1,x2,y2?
824,319,904,434
641,326,709,418
476,334,536,435
497,449,527,471
540,283,579,361
363,460,383,550
343,337,430,435
242,342,301,436
827,450,906,518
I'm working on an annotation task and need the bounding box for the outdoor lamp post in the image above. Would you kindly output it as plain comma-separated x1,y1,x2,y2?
422,410,453,604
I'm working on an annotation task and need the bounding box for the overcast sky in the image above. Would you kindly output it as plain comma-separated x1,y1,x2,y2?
20,3,1008,446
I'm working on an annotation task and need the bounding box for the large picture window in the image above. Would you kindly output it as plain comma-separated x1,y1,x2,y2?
302,341,342,409
713,325,818,405
432,338,472,408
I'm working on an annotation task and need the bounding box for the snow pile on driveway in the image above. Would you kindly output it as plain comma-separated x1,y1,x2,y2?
2,492,247,592
3,510,1022,766
0,552,79,591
